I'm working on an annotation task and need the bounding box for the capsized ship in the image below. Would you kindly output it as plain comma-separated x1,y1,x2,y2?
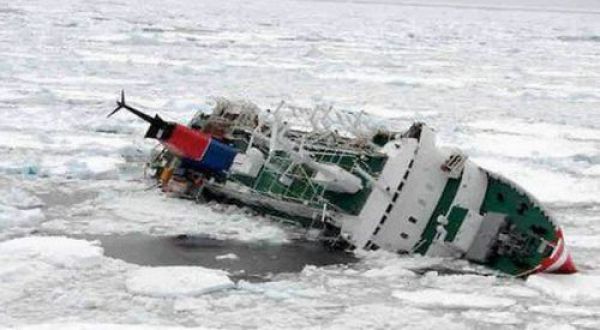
109,91,577,277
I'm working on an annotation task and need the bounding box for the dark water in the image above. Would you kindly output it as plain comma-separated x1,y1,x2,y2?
87,234,357,281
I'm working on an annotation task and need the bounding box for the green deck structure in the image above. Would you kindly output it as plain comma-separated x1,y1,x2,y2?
479,174,556,276
231,148,387,216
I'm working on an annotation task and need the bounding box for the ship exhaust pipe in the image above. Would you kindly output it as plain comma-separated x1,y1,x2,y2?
108,90,173,140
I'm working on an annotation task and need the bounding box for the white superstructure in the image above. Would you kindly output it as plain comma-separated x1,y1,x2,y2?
339,125,485,256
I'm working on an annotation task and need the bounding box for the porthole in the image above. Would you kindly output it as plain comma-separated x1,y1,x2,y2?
379,215,387,225
385,204,393,213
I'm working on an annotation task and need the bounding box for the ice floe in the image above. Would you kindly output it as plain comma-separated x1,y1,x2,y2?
104,192,291,241
461,311,522,325
324,304,467,330
392,288,516,309
361,264,417,278
125,266,234,297
215,253,239,260
0,186,44,209
0,184,45,232
0,205,44,231
0,236,104,269
8,323,210,330
526,274,600,304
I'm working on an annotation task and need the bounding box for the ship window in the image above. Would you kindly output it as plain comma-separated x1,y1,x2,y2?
379,215,387,225
386,204,394,213
408,159,414,168
400,232,409,239
392,192,399,202
403,171,409,180
364,240,372,249
370,244,380,251
373,227,380,235
408,216,417,224
397,182,404,191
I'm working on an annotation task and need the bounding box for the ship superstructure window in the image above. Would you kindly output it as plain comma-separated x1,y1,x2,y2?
397,182,404,191
392,192,399,202
400,233,409,239
364,240,380,250
408,216,417,224
379,215,387,225
385,204,393,213
403,171,409,180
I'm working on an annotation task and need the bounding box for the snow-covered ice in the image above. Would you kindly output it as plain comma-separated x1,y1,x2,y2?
0,236,103,269
215,253,239,260
1,0,600,328
392,289,516,309
125,266,234,297
526,274,600,304
6,324,210,330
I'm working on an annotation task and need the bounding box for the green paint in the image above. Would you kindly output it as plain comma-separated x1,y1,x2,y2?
477,173,558,276
415,177,462,254
230,174,255,187
444,206,468,242
247,150,386,216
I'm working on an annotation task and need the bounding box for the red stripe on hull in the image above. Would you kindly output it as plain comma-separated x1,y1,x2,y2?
537,228,577,274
